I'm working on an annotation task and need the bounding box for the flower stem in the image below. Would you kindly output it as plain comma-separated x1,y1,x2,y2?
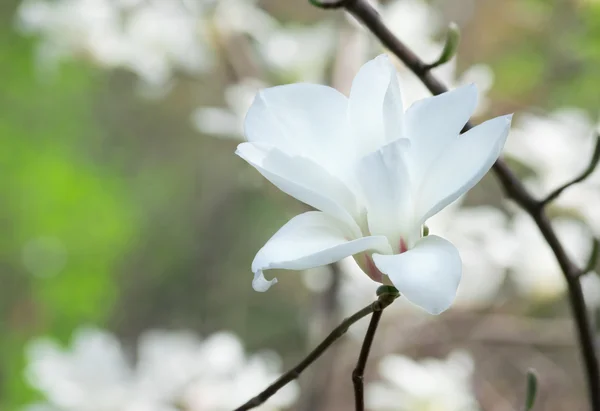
352,308,384,411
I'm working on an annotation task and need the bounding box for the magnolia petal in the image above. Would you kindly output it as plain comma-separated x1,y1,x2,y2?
417,114,513,223
355,138,416,251
372,235,462,314
252,211,392,291
348,54,404,155
236,142,361,230
244,83,353,168
403,84,478,181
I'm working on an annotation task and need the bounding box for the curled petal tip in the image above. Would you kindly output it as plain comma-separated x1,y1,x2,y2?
252,270,278,292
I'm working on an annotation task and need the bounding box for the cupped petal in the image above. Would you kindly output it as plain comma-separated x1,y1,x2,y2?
244,83,353,170
372,235,462,314
416,114,513,223
236,142,361,229
348,54,404,155
252,211,392,291
355,138,417,251
403,84,478,181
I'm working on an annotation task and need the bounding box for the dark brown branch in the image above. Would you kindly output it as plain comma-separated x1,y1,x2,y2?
312,0,600,408
352,309,384,411
541,134,600,207
234,291,398,411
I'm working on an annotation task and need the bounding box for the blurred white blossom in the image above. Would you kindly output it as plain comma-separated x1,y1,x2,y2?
505,110,597,191
428,203,518,308
16,0,214,87
366,350,479,411
193,78,268,139
211,0,277,40
505,109,600,234
258,22,337,83
507,210,600,305
25,328,298,411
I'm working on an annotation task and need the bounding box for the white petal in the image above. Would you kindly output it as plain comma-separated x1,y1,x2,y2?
355,138,416,251
244,83,353,170
252,211,392,291
372,235,462,314
236,142,361,229
404,84,478,181
348,54,404,155
416,114,513,222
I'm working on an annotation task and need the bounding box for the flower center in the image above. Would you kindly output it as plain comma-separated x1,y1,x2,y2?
399,237,408,253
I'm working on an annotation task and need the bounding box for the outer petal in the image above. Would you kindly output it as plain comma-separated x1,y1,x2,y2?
252,211,392,292
403,84,478,182
236,142,361,229
244,83,353,171
348,54,404,156
416,114,513,223
372,235,462,314
355,138,417,251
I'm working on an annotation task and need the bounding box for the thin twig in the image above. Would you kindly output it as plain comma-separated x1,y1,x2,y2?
234,291,397,411
311,0,600,408
581,238,600,277
309,0,347,9
541,134,600,207
352,309,384,411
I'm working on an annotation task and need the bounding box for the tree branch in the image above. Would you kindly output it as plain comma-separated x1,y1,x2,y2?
311,0,600,408
234,290,398,411
352,308,384,411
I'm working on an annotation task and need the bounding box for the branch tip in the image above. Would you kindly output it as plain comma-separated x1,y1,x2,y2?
524,369,538,411
308,0,349,9
423,21,461,71
583,237,600,276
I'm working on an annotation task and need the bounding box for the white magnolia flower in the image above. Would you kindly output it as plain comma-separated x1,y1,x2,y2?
236,54,512,314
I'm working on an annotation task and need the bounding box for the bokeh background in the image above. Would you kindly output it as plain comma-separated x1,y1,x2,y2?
4,0,600,410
